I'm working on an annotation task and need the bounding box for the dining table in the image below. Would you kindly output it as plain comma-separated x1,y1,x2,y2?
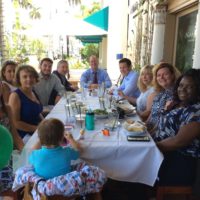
15,91,164,186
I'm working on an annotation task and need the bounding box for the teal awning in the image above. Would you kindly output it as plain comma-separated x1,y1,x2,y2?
76,35,104,43
84,7,109,31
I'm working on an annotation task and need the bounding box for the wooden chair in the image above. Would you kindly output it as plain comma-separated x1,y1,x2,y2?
0,190,18,200
156,158,200,200
156,186,193,200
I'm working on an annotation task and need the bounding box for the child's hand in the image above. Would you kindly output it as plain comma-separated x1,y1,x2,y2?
64,131,74,141
64,131,82,151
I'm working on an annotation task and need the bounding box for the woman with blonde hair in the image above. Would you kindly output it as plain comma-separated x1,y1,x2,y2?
118,65,155,121
136,65,155,121
147,62,181,132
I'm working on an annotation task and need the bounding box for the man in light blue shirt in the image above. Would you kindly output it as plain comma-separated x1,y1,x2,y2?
80,55,112,89
114,58,140,100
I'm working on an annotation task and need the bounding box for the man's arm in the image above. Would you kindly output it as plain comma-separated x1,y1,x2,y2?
103,70,112,88
80,70,89,88
121,72,139,97
53,74,65,96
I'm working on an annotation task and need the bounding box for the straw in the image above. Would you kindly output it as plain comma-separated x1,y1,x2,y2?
109,95,113,109
79,105,82,128
74,102,78,114
102,98,105,110
67,99,70,117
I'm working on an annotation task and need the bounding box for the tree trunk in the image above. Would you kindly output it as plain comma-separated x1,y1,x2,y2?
0,0,7,65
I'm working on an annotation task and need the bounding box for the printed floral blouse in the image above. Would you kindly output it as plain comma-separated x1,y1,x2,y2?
154,103,200,158
148,88,173,128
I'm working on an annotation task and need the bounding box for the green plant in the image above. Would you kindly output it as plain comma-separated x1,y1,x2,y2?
80,44,99,62
134,64,141,72
70,60,88,69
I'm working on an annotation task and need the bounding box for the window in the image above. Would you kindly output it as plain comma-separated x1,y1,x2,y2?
175,9,197,72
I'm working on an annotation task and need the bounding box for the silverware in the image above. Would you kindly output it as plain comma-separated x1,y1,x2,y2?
79,105,82,128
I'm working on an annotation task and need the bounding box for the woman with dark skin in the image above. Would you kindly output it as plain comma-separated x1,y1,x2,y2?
154,69,200,185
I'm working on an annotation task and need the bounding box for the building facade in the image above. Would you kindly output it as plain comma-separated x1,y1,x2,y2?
126,0,200,72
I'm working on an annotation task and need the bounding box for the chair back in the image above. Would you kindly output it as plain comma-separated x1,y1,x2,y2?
193,158,200,197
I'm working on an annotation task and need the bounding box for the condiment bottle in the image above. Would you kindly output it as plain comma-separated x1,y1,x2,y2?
85,110,95,130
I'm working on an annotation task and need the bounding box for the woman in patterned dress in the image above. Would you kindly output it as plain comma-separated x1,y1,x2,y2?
0,81,24,199
146,62,180,133
154,69,200,185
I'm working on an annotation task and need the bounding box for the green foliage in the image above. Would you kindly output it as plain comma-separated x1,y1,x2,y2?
12,0,41,19
79,2,101,18
70,60,88,69
5,31,46,64
4,0,45,64
133,63,141,72
80,44,99,62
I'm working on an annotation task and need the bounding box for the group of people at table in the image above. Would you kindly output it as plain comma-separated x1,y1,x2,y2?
0,54,200,199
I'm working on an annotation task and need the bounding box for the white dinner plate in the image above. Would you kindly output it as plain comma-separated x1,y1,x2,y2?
95,114,108,119
125,109,137,117
122,127,147,136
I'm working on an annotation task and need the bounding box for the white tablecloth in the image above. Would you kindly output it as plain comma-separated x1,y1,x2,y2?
16,94,163,186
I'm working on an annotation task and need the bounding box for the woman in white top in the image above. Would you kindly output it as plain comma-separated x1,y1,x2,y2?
0,60,18,103
119,65,156,121
136,65,156,121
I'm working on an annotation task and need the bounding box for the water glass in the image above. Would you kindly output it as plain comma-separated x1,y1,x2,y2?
65,104,74,122
98,82,105,97
99,97,105,110
81,87,87,101
75,114,86,129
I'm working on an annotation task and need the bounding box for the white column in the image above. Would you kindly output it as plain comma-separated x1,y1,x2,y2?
193,0,200,69
106,0,128,82
150,6,167,64
140,1,148,67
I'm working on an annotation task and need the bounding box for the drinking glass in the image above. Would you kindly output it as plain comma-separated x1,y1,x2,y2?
99,96,105,110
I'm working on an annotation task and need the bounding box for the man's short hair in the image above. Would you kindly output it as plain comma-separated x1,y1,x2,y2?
57,60,68,68
119,58,132,69
39,58,53,66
